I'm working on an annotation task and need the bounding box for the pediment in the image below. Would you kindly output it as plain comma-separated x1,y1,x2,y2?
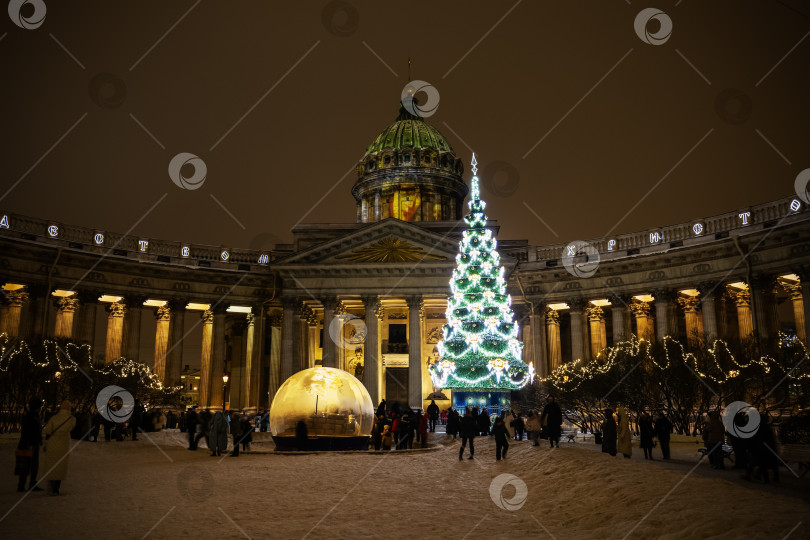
276,219,460,265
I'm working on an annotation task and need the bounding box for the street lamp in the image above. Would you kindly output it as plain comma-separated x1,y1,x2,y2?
222,374,229,411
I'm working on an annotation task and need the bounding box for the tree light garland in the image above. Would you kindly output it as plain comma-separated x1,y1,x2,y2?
429,154,534,391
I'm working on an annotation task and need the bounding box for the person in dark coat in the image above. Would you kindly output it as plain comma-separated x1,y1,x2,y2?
398,410,415,449
601,408,617,456
129,399,144,441
295,420,308,451
541,396,563,448
229,412,242,457
446,409,460,440
371,414,384,450
376,399,387,417
654,411,672,460
260,410,270,432
512,412,525,441
16,397,43,492
426,400,440,432
186,407,199,450
239,415,253,451
208,411,228,456
639,412,655,460
704,410,726,469
476,408,491,436
197,409,212,449
492,416,510,460
459,409,477,460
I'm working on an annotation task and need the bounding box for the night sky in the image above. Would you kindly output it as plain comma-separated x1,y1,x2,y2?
3,1,809,251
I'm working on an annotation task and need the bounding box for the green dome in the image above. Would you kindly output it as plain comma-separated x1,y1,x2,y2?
362,104,454,159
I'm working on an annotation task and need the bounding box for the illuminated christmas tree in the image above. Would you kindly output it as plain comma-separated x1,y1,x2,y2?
430,154,534,405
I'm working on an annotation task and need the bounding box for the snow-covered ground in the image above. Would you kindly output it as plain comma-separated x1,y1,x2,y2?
0,430,807,539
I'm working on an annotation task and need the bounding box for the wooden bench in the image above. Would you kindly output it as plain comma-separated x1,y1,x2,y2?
780,444,810,477
698,443,734,463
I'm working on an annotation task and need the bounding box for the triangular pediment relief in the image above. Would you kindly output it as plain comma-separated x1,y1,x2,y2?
276,219,460,265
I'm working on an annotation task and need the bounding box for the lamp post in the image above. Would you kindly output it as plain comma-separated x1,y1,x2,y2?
222,374,229,411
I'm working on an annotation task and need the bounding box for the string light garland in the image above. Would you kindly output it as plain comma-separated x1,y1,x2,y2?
544,332,809,392
430,154,534,391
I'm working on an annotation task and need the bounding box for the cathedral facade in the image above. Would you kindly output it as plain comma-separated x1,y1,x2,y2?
2,103,810,413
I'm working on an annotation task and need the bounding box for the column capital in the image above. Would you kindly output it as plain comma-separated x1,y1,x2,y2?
608,294,632,308
678,295,701,313
630,299,651,317
726,285,751,307
57,296,80,312
750,273,778,293
405,295,422,309
268,309,283,326
201,309,215,324
545,307,560,325
321,295,340,311
779,278,802,299
585,304,604,321
6,288,29,307
360,294,381,313
697,281,719,297
155,305,172,321
106,301,126,317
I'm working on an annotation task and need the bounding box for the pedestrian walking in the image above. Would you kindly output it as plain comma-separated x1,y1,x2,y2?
208,411,228,457
129,399,144,440
654,411,672,460
525,411,542,446
492,416,510,460
417,412,429,448
426,400,440,432
617,406,632,458
186,407,199,450
381,425,393,450
459,409,477,460
446,409,460,440
601,408,617,457
504,411,516,440
639,412,654,460
16,397,43,492
197,408,212,449
41,401,76,495
229,412,242,457
240,414,253,451
704,410,725,469
541,396,563,448
512,413,525,441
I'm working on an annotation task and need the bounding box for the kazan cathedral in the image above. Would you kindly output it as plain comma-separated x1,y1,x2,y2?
1,101,810,414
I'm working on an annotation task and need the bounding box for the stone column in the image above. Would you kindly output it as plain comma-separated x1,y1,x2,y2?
0,296,7,336
54,296,79,339
124,295,146,362
165,298,187,386
321,296,338,368
698,285,718,344
751,275,779,341
3,289,29,337
243,311,256,410
678,295,704,347
210,305,228,410
104,301,126,362
586,305,606,356
610,295,628,343
801,273,810,347
406,295,423,409
25,285,48,338
546,308,562,371
568,299,585,362
198,309,214,408
531,302,548,377
228,321,245,409
334,303,347,371
280,298,297,382
373,190,381,221
361,295,380,405
631,299,653,341
153,305,171,381
268,310,283,400
76,290,99,348
653,290,673,340
782,281,805,342
728,286,754,341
